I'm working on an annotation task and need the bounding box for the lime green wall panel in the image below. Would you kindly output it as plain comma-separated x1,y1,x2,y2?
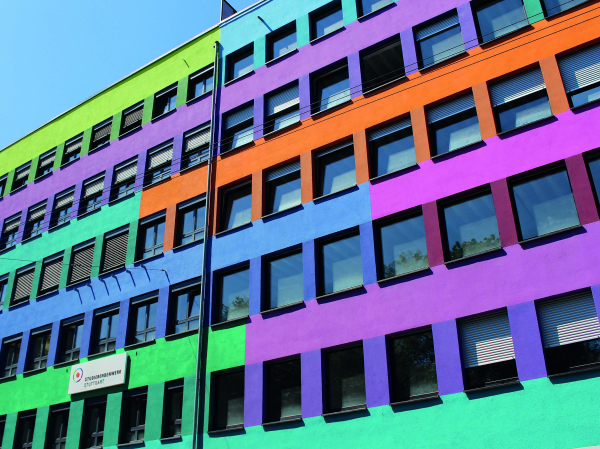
205,325,246,374
65,399,84,449
4,170,15,197
142,96,154,125
176,78,189,108
109,113,122,141
52,143,65,171
80,128,93,157
28,157,39,184
31,406,49,449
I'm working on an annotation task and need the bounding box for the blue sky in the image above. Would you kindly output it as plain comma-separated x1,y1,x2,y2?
0,0,256,150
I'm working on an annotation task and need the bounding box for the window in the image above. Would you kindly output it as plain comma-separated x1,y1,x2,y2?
558,43,600,108
510,166,579,241
23,202,46,240
537,291,600,375
459,310,518,390
316,142,356,197
47,404,69,449
177,197,206,245
93,307,119,354
182,125,210,169
173,285,200,334
360,38,404,93
0,276,8,309
0,175,6,196
145,142,173,186
368,118,415,178
216,265,250,323
543,0,587,16
0,416,5,448
51,188,74,228
265,357,302,423
588,154,600,207
264,249,303,311
162,380,184,438
188,67,214,101
311,2,344,40
137,213,165,260
12,265,35,306
210,368,244,431
67,240,95,285
111,158,137,200
227,46,254,82
222,104,254,152
28,328,50,371
120,102,144,135
2,336,21,377
90,119,112,151
267,24,297,62
473,0,529,43
15,411,36,449
264,84,300,134
100,227,129,274
427,93,482,156
440,189,500,261
388,329,438,403
36,149,56,179
358,0,393,16
12,163,30,192
62,134,83,165
120,389,147,443
324,344,366,413
83,398,106,449
38,253,63,296
79,174,104,215
130,297,158,344
153,84,177,118
1,214,20,250
220,182,252,231
265,161,301,215
318,231,363,296
60,316,84,363
312,63,351,113
415,12,464,69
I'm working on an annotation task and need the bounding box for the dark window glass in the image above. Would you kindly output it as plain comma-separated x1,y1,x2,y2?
174,287,200,334
369,124,415,177
145,144,173,186
495,90,552,133
61,320,83,363
120,391,147,443
51,189,74,228
216,266,250,323
12,165,30,191
0,416,5,448
211,369,244,431
182,126,210,169
319,232,363,296
361,39,404,93
1,215,20,250
0,177,6,196
36,149,56,178
474,0,528,43
153,85,177,118
358,0,393,16
221,183,252,231
178,200,205,245
543,0,587,15
24,204,46,240
163,381,184,437
94,310,119,354
139,218,165,260
62,136,83,165
511,168,579,241
377,214,428,279
316,145,356,197
2,338,21,377
325,345,366,413
132,300,158,344
111,159,137,201
0,277,7,309
29,331,50,370
83,400,106,449
545,339,600,375
268,26,297,61
15,412,35,449
265,165,301,215
228,48,254,81
47,407,69,449
90,119,112,151
120,104,144,136
265,358,302,423
313,65,350,113
388,330,438,403
312,3,344,40
441,191,500,261
188,68,214,101
464,360,518,389
265,250,304,310
416,15,464,68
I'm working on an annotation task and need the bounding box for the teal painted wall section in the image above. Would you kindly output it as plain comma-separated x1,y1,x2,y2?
65,400,84,449
31,406,49,449
524,0,545,23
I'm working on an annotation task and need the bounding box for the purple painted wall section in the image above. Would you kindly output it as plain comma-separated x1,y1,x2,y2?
301,350,323,418
432,320,464,395
400,28,419,75
457,2,478,51
254,96,265,140
507,301,548,381
566,153,600,225
348,52,363,98
422,201,444,267
491,179,519,247
170,134,184,177
591,284,600,324
363,336,390,407
299,75,312,120
245,362,263,427
155,286,170,339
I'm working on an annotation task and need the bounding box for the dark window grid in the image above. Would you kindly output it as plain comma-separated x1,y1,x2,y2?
132,300,157,344
415,17,463,69
220,183,252,232
17,414,35,449
90,119,112,151
182,128,210,169
153,86,178,118
0,417,5,448
265,170,301,215
94,312,119,354
51,203,72,228
36,150,56,178
315,144,356,197
12,166,30,191
0,177,6,196
24,206,46,240
120,104,144,135
80,176,105,215
472,0,529,44
122,393,147,443
211,368,245,431
267,24,297,62
111,159,138,201
139,219,165,260
188,68,214,101
48,407,69,449
178,202,206,245
163,383,184,437
323,344,367,413
146,163,171,186
312,65,351,114
215,265,250,324
263,248,304,311
80,194,103,215
173,287,200,334
61,320,83,363
1,218,20,250
84,401,106,449
310,2,344,40
227,47,254,82
29,331,51,370
360,38,405,94
2,338,21,377
111,177,136,201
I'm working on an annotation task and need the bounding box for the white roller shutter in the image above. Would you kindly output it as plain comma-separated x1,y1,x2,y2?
558,43,600,93
69,243,95,285
40,255,63,292
266,161,300,181
415,13,459,41
147,145,173,169
13,267,35,303
489,68,546,106
427,93,476,123
369,118,412,141
266,85,300,116
224,105,254,129
83,176,105,198
459,310,515,368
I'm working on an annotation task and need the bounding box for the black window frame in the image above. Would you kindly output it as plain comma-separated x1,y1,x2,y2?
145,142,173,187
187,66,214,102
356,0,394,17
316,229,363,297
493,88,551,134
162,379,184,438
0,415,6,448
214,264,251,325
0,175,7,197
92,307,120,355
226,45,254,83
263,247,304,312
15,410,36,449
129,295,158,345
12,265,35,306
360,36,405,94
176,197,206,246
541,0,588,17
427,97,481,157
310,1,344,41
23,202,47,240
100,227,129,274
120,389,148,444
264,356,302,424
414,11,464,70
152,84,178,119
82,397,106,449
2,336,21,378
315,142,356,198
120,102,144,136
38,252,63,296
472,0,529,44
311,62,351,114
220,182,252,232
51,187,75,229
264,83,300,135
90,118,112,152
0,275,8,310
1,213,21,250
79,174,105,216
266,23,297,63
61,134,83,166
222,104,254,153
28,328,51,371
59,315,84,363
36,148,56,179
111,157,137,201
170,281,201,335
136,212,166,261
182,124,211,170
209,367,245,432
264,161,301,215
12,163,31,192
67,240,95,286
47,404,70,449
323,342,367,414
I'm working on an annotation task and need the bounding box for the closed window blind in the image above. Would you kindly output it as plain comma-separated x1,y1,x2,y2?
558,43,600,93
102,230,129,272
427,93,476,123
83,176,105,198
4,215,21,233
184,127,211,154
415,13,459,40
459,310,515,368
28,204,46,222
64,136,83,155
148,145,173,169
369,118,412,141
114,160,137,183
489,68,546,106
267,161,301,181
123,105,144,128
266,85,300,116
224,105,254,129
317,141,353,158
54,189,74,209
92,120,112,143
69,243,95,285
38,151,56,170
40,255,63,293
13,267,35,303
15,166,30,181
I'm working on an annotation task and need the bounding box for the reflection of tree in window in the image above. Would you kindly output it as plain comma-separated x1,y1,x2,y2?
220,295,249,323
450,233,501,261
383,249,428,278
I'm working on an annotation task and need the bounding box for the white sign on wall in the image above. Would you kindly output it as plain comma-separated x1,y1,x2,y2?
68,352,128,395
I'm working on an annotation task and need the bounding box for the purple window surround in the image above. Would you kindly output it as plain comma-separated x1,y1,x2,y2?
348,52,363,99
301,349,323,418
78,310,94,359
431,320,463,396
400,28,419,76
155,286,170,340
592,285,600,324
507,301,547,381
457,3,479,51
16,330,30,375
302,240,317,301
116,299,129,350
363,335,390,408
254,96,265,141
46,321,61,368
134,152,148,192
69,182,83,221
359,222,377,286
100,166,115,207
170,134,184,178
249,257,262,316
299,75,312,121
565,154,600,225
422,201,444,267
490,179,519,247
245,362,263,427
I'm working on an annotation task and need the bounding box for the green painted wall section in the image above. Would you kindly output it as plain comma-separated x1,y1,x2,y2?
205,325,246,373
524,0,545,23
31,406,49,449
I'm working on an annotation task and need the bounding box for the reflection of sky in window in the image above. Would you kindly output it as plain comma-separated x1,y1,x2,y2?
379,215,428,277
322,235,363,294
232,53,254,79
272,31,297,58
361,0,392,15
269,252,304,308
315,8,344,38
434,114,481,155
319,74,350,111
321,151,356,196
271,177,301,213
373,132,416,176
221,268,250,321
420,26,464,67
476,0,527,42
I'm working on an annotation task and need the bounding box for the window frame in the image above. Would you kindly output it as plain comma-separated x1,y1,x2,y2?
38,252,63,296
67,240,95,286
59,316,84,363
79,174,105,216
136,212,166,261
263,247,304,312
171,282,201,335
100,227,129,274
414,11,464,70
51,187,75,229
120,389,148,444
0,275,8,310
311,63,351,114
162,379,184,438
266,23,298,63
90,118,112,152
182,124,211,170
15,410,36,449
222,104,254,153
310,1,344,41
23,202,47,240
316,229,363,297
111,157,137,201
83,397,107,449
152,84,178,119
209,367,245,432
145,142,173,187
541,0,588,17
264,161,302,215
360,36,405,94
129,295,159,345
0,175,6,197
264,83,301,135
472,0,529,44
356,0,394,17
226,45,254,83
28,328,51,371
62,134,83,166
36,148,56,179
187,66,214,102
120,102,144,136
93,307,120,355
264,356,303,424
315,142,356,198
1,213,21,250
47,404,70,449
214,264,251,325
220,182,252,232
12,163,31,192
2,335,21,378
322,342,367,415
12,265,35,306
176,197,206,246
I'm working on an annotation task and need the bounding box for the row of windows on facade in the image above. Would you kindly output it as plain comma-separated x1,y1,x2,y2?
0,380,184,449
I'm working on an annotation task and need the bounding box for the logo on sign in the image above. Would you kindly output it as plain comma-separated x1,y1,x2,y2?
73,368,83,383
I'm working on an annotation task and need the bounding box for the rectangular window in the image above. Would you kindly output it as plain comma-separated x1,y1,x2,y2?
172,284,200,334
68,240,95,286
47,404,69,449
427,93,481,156
459,310,518,390
111,158,137,201
162,380,184,438
28,328,50,371
264,249,303,311
93,307,119,354
558,43,600,108
62,134,83,165
369,118,415,178
188,67,214,101
473,0,529,43
316,142,356,197
220,182,252,231
440,189,500,261
222,104,254,152
543,0,587,16
36,149,56,179
153,84,177,119
15,411,36,449
358,0,393,16
267,24,297,62
80,174,105,215
324,344,366,414
216,265,250,323
182,125,210,169
60,316,84,363
23,202,46,240
51,188,74,228
38,253,63,296
90,119,112,151
510,166,579,241
177,197,206,246
265,161,301,215
101,227,129,274
120,102,144,136
12,265,35,306
265,84,300,134
265,357,302,423
311,2,344,40
318,231,363,296
0,415,5,448
1,213,21,250
0,275,8,309
130,297,158,344
210,368,244,431
83,398,106,449
145,142,173,186
2,336,21,378
388,330,437,404
588,154,600,208
537,291,600,375
415,12,464,69
137,213,165,260
313,63,351,113
0,175,7,196
12,163,30,192
227,46,254,82
360,37,404,93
